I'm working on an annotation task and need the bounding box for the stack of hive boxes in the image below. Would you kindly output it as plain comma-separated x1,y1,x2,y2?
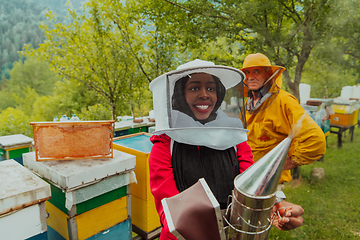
0,159,51,240
23,120,136,240
330,98,359,128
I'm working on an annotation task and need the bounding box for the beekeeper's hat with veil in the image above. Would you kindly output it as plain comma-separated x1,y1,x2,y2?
149,59,248,150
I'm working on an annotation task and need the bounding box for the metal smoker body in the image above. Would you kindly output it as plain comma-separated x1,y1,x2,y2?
224,137,292,240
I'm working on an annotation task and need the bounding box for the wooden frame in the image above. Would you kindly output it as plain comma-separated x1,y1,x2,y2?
30,120,115,161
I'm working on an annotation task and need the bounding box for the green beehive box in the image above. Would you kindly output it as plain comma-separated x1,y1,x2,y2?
0,134,33,165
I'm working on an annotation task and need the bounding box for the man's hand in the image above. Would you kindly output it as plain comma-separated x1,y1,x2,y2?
283,156,298,170
272,201,304,231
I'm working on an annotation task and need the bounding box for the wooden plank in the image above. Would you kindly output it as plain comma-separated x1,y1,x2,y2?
131,195,160,233
30,120,115,126
86,219,132,240
113,132,152,141
76,197,128,240
46,226,66,240
0,160,51,215
46,197,129,240
8,146,31,159
0,203,46,240
47,182,127,216
76,186,127,215
25,231,47,240
132,225,161,240
113,134,152,200
23,151,135,191
0,134,33,148
46,201,69,240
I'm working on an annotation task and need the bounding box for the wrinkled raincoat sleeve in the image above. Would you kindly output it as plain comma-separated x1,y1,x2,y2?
149,134,179,240
246,90,326,183
286,96,326,166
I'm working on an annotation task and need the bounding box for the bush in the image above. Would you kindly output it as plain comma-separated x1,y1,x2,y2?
0,107,33,137
78,104,112,121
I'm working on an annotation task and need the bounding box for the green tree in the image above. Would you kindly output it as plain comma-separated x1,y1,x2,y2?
0,107,33,137
0,76,7,90
142,0,335,100
24,6,135,120
0,90,15,111
23,0,179,120
330,0,360,83
8,57,59,96
31,95,60,121
0,57,60,112
0,0,48,78
12,87,40,116
29,78,102,121
78,104,112,121
302,57,356,99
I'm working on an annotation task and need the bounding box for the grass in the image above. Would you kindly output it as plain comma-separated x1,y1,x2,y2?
269,125,360,239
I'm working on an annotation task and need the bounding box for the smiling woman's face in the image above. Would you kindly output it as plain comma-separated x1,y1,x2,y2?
184,73,217,120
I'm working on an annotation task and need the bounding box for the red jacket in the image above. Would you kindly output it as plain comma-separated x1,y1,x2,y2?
149,134,254,240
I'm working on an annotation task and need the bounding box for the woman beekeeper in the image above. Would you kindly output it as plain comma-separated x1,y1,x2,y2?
148,59,303,240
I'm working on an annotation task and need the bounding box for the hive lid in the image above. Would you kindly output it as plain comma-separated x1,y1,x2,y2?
0,134,33,148
114,121,131,131
114,120,148,130
0,159,51,215
113,134,153,153
302,104,321,112
308,98,334,106
23,150,136,191
333,98,357,106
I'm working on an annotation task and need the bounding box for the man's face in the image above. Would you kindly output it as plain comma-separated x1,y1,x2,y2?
184,73,217,120
243,67,271,91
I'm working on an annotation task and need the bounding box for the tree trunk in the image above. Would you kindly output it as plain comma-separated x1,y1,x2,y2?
283,70,299,100
130,102,135,120
111,102,116,121
283,33,313,102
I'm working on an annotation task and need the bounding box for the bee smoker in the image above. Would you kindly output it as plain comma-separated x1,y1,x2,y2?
223,138,292,240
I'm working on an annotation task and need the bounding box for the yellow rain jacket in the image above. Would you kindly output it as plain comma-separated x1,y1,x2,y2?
244,72,326,183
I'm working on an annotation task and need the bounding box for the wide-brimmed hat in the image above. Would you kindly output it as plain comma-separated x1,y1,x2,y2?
240,53,285,75
150,59,245,91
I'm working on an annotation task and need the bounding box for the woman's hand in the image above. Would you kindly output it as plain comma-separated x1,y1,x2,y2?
272,200,304,231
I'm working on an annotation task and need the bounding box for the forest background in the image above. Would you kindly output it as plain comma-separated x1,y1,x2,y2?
1,0,360,137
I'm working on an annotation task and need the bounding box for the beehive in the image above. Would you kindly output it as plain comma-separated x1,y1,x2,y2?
330,99,358,127
23,150,136,240
0,159,51,240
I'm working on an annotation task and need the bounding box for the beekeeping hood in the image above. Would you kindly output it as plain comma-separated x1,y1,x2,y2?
149,59,248,150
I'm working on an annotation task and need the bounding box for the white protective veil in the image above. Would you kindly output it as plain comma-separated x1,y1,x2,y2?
149,59,248,150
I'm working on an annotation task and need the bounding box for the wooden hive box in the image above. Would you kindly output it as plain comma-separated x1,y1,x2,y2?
0,159,51,240
0,134,33,165
23,150,136,240
330,99,358,128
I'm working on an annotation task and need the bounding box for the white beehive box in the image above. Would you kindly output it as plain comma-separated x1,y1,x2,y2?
0,159,51,240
